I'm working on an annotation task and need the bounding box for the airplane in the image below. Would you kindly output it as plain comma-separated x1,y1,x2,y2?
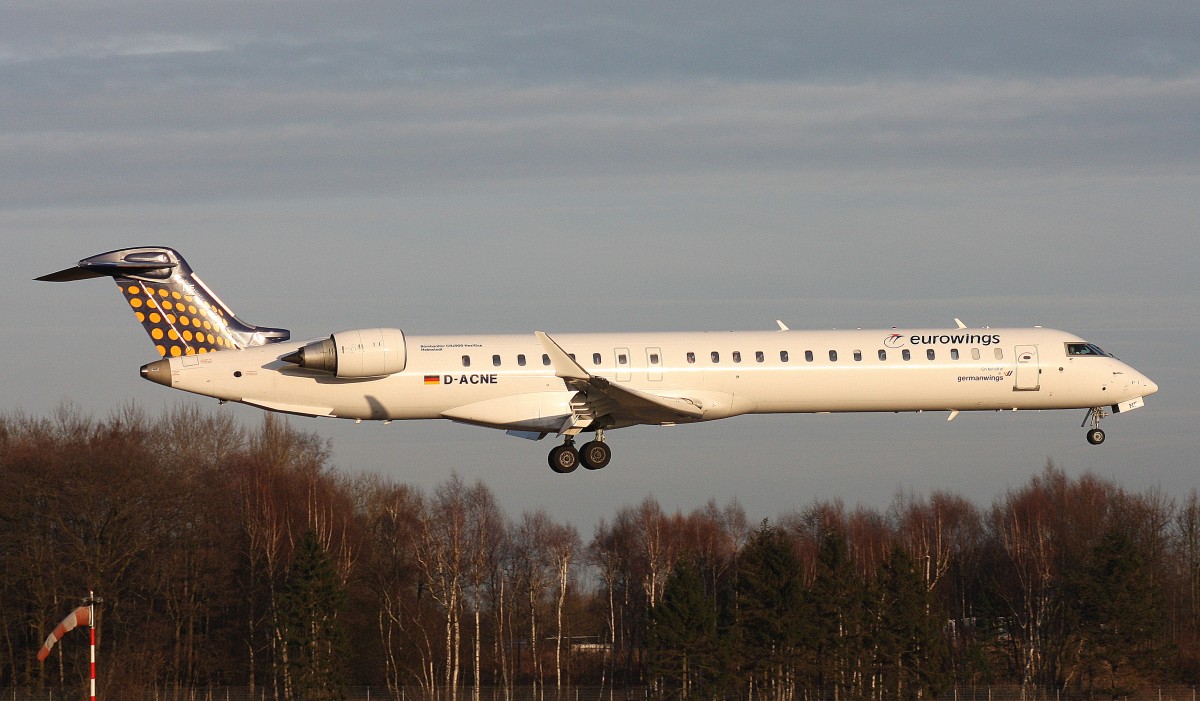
38,246,1159,473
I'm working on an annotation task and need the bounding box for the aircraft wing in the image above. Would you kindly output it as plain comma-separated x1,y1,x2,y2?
535,331,705,428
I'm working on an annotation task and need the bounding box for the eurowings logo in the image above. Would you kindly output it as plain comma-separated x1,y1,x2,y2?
884,333,905,348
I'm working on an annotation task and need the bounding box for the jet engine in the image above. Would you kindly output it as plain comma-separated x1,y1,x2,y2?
282,328,406,378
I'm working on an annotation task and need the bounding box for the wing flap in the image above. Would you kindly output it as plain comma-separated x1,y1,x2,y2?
535,331,705,426
587,376,706,422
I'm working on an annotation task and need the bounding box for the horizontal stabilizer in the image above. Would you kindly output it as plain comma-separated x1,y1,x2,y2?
38,266,130,282
37,250,178,282
37,246,289,357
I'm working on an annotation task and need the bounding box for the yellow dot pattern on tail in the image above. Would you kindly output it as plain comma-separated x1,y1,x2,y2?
119,281,240,357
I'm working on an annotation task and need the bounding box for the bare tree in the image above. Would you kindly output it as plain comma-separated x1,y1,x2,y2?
464,480,505,701
415,474,484,701
891,490,979,601
513,510,558,700
1176,491,1200,655
586,517,628,690
233,414,332,700
547,520,582,694
357,477,436,695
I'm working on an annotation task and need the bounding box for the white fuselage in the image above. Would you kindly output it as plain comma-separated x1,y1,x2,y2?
150,327,1157,433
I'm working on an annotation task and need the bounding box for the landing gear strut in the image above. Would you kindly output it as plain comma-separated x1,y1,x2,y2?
1082,407,1107,445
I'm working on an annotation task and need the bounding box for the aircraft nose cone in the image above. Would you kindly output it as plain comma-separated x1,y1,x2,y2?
140,358,172,387
1133,370,1159,396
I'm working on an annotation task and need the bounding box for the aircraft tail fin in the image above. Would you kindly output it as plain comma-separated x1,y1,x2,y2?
37,246,290,357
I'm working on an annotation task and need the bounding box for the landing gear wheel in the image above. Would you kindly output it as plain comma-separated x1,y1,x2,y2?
549,444,580,473
1081,407,1110,446
580,440,612,470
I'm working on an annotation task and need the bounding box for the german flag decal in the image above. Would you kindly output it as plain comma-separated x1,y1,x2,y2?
424,375,441,385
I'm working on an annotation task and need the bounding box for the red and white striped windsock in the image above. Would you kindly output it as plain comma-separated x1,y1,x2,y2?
37,606,90,662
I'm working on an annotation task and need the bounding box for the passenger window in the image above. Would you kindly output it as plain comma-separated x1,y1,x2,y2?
950,348,959,360
902,349,911,361
853,350,863,362
732,351,742,363
618,353,628,364
927,349,935,360
649,353,660,364
804,350,814,362
518,354,527,367
542,354,551,366
492,354,501,367
687,352,696,364
592,352,602,365
994,348,1004,360
710,351,720,363
780,350,789,363
755,351,765,363
829,350,838,362
462,355,471,367
971,348,981,361
878,349,887,361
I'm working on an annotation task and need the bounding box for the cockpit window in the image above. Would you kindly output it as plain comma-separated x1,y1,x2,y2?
1066,342,1109,357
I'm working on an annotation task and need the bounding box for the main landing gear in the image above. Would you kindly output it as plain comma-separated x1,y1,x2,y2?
1082,407,1107,445
548,433,612,473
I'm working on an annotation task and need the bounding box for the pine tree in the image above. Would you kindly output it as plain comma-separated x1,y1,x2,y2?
648,560,720,699
735,521,804,697
876,545,950,700
1078,524,1168,694
805,528,864,697
277,529,349,701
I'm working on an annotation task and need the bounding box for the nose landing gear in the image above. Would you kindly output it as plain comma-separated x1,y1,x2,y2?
1082,407,1107,445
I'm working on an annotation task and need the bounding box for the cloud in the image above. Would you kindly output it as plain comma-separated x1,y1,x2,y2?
3,72,1198,209
0,33,229,66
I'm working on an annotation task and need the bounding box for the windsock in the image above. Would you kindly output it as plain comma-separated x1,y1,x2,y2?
37,606,90,662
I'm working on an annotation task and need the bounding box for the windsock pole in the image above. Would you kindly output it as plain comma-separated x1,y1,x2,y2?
86,591,99,701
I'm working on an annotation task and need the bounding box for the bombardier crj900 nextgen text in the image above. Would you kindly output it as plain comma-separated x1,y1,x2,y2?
39,247,1159,473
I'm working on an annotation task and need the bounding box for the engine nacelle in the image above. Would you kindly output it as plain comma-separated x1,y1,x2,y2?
282,328,407,378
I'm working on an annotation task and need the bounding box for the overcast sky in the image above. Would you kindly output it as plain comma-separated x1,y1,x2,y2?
3,2,1197,531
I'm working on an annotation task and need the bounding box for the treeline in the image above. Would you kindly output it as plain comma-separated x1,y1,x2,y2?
0,406,1198,700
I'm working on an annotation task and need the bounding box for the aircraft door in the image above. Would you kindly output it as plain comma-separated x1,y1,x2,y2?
615,347,631,382
646,347,663,381
1014,345,1040,391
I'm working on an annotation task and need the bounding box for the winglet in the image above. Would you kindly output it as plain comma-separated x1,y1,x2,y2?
776,320,790,331
535,332,590,381
954,318,967,329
